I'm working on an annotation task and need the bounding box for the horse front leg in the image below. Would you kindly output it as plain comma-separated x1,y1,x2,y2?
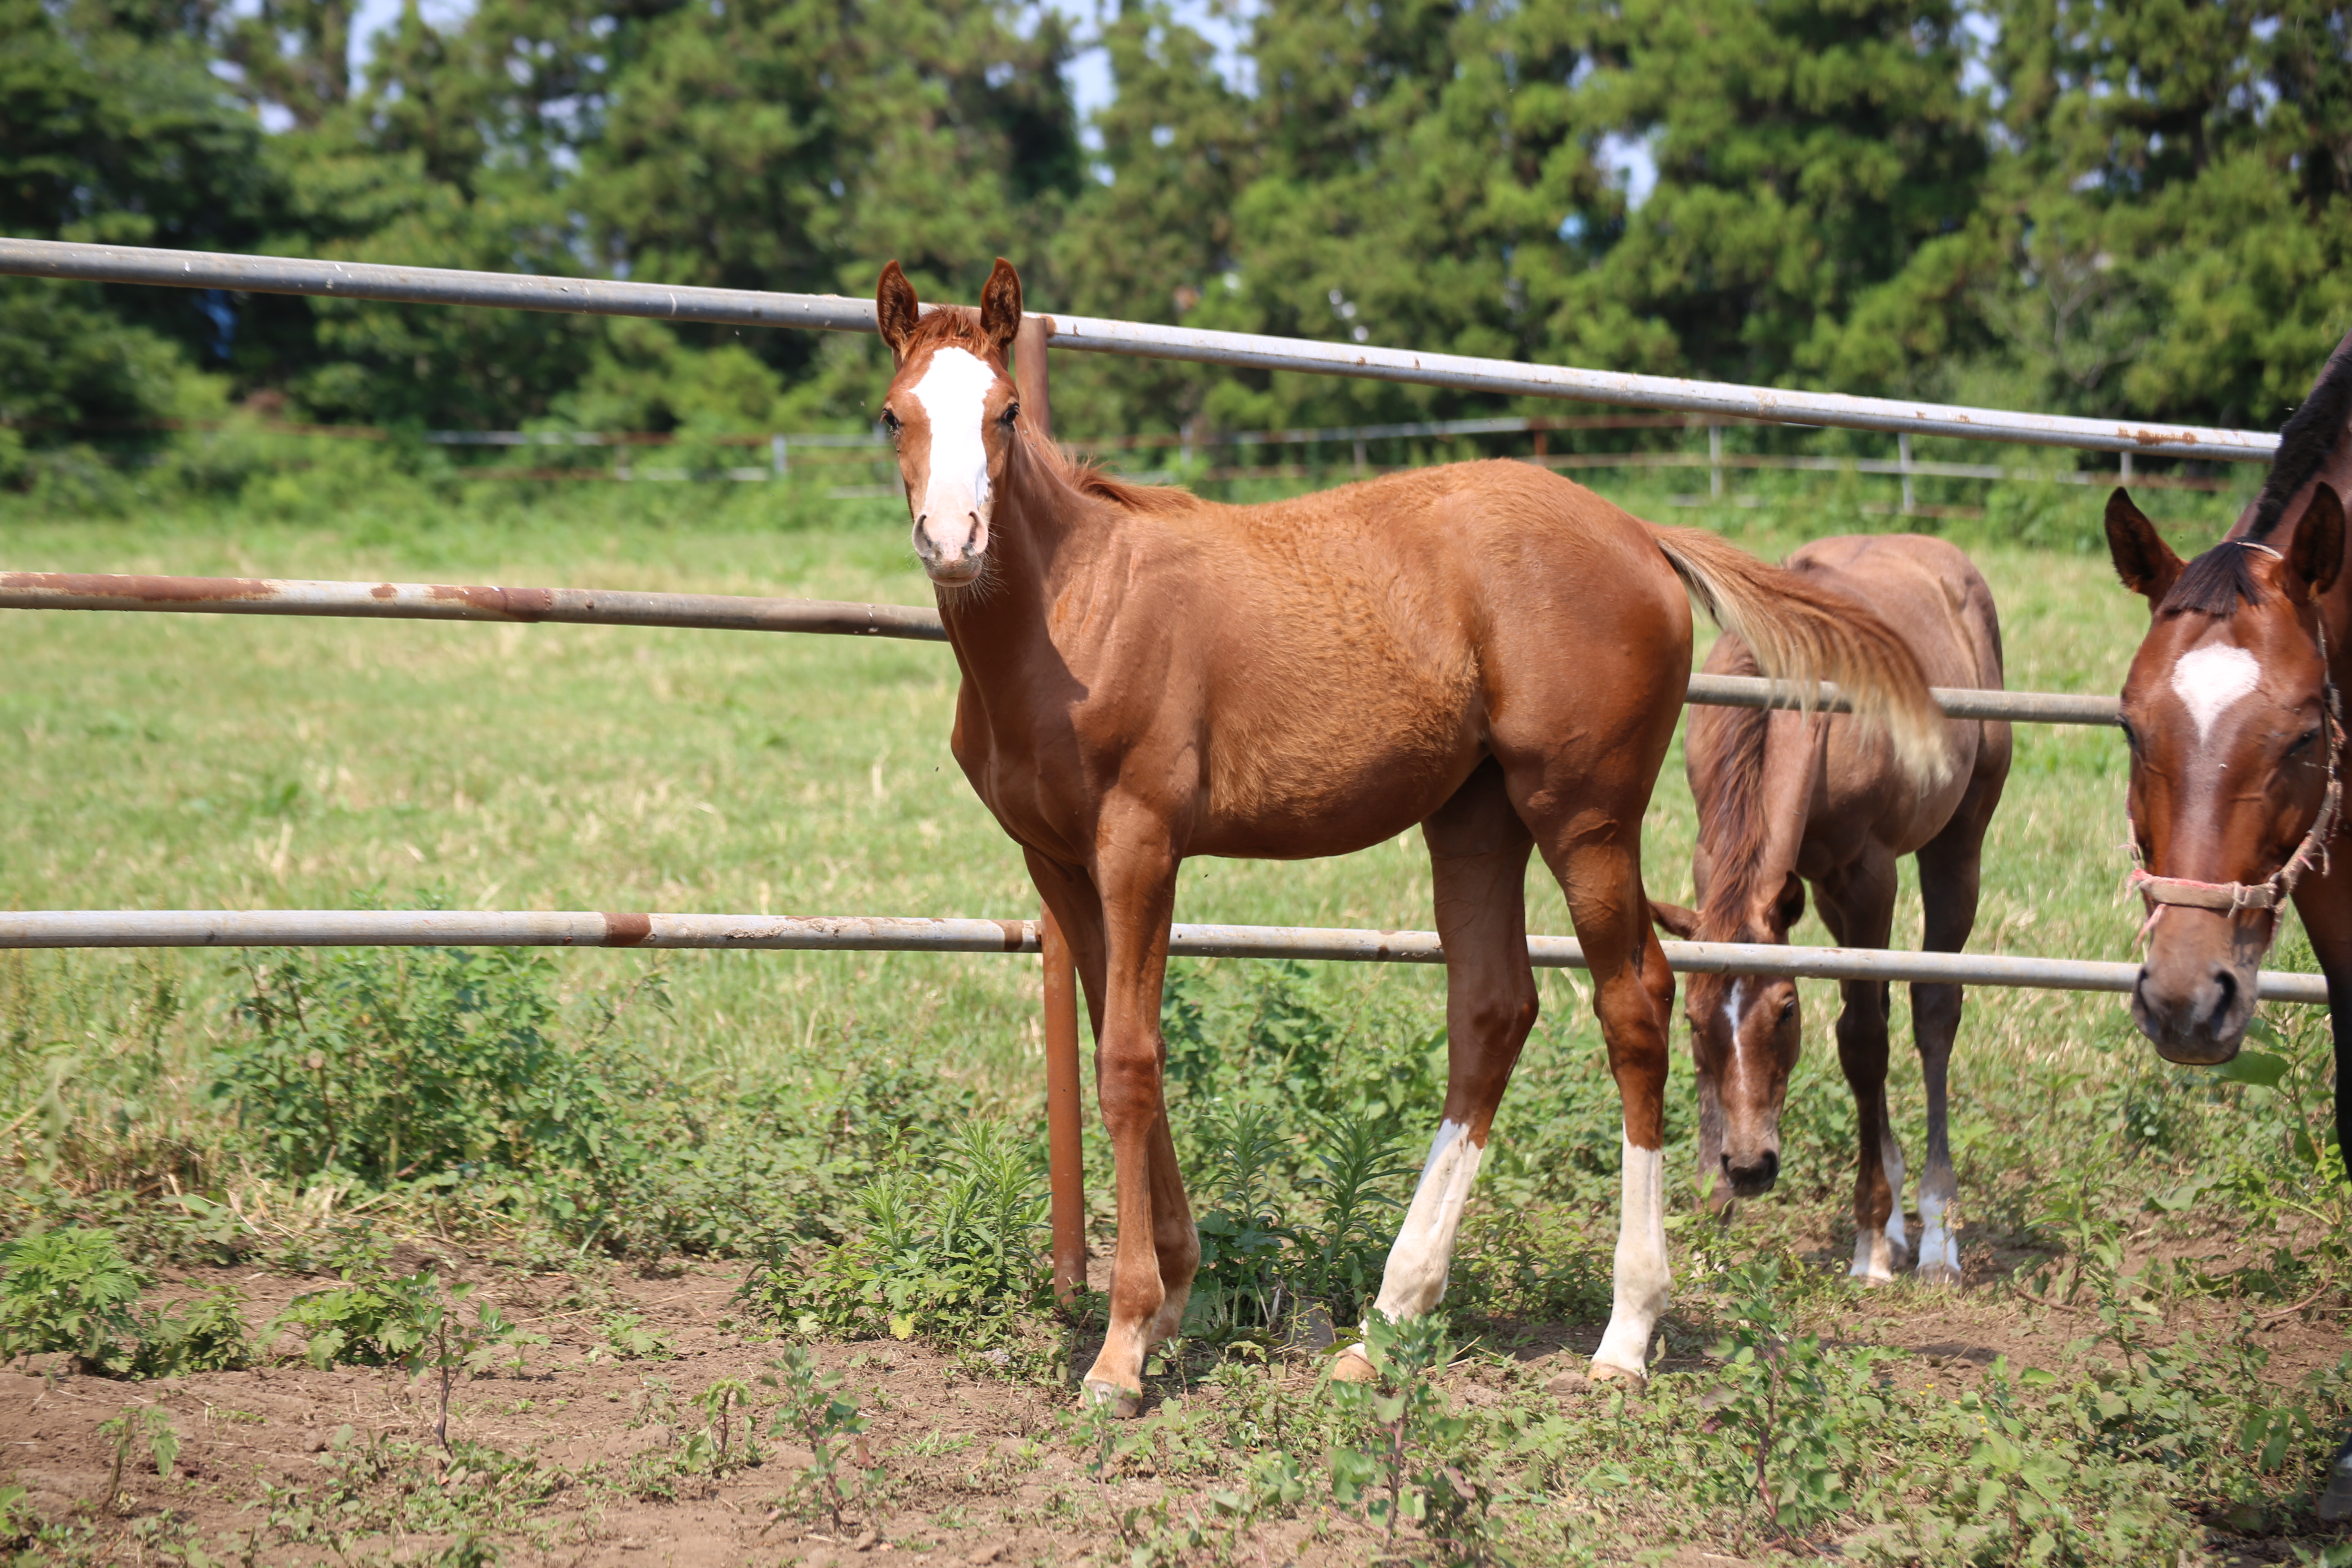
1334,760,1538,1381
1067,810,1192,1416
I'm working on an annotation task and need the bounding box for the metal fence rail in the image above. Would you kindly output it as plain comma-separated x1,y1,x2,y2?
0,910,2317,1002
0,238,2276,461
0,572,2124,724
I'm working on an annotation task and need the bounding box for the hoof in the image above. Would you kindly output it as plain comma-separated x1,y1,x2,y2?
1917,1261,1962,1290
1588,1359,1647,1392
1330,1346,1377,1384
1849,1266,1897,1287
1080,1379,1142,1419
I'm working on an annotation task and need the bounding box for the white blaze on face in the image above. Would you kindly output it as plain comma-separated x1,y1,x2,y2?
2169,643,2261,743
1592,1133,1669,1380
907,347,999,568
1368,1119,1484,1321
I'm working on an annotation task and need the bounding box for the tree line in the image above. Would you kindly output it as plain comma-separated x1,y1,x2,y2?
2,0,2348,473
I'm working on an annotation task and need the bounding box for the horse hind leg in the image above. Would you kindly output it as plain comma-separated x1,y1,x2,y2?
1333,761,1537,1382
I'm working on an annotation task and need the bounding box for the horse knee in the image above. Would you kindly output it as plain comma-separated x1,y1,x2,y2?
1095,1040,1165,1139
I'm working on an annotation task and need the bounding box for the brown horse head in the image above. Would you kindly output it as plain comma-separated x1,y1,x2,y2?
2108,482,2345,1063
875,258,1027,587
1653,864,1810,1198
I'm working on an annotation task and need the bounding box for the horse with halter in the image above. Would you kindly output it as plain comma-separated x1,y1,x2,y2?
877,257,1947,1411
1650,534,2009,1287
2105,331,2352,1513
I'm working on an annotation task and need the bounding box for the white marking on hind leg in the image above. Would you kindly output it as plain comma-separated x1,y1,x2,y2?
1339,1119,1483,1366
1592,1136,1668,1381
1916,1194,1961,1285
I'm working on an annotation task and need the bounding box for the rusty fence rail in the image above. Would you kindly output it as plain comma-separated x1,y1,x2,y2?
0,238,2277,462
0,911,2319,1004
0,572,2124,726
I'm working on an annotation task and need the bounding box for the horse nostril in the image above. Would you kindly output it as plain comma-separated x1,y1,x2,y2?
2205,965,2239,1026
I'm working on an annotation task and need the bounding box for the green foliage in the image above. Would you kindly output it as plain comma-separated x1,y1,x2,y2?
752,1118,1053,1345
1695,1261,1892,1542
762,1344,884,1530
96,1405,178,1511
0,1226,144,1367
218,941,567,1186
129,1285,255,1377
1325,1312,1492,1544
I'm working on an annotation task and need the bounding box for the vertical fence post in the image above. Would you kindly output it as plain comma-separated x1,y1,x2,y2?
1708,422,1723,499
770,434,788,478
1899,432,1915,515
1015,309,1089,1303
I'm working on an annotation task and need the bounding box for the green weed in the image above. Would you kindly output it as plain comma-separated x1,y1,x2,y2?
0,1226,144,1369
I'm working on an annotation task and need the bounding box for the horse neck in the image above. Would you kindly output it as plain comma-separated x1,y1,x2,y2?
936,431,1114,670
1695,709,1826,942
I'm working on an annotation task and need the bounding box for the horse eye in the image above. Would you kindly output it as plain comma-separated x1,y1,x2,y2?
1777,996,1799,1025
2289,727,2320,758
1001,402,1020,426
880,409,901,432
2117,719,2140,756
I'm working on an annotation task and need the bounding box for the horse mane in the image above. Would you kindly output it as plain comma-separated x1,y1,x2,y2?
1688,636,1777,945
1029,431,1200,516
900,304,1202,518
2153,330,2352,619
2248,330,2352,544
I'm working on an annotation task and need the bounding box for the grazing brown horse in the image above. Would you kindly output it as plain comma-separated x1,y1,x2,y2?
876,257,1947,1411
1649,535,2009,1287
2105,335,2352,1521
2105,334,2350,1091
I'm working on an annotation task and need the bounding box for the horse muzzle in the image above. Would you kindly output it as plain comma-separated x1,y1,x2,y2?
1719,1147,1780,1198
2130,962,2251,1065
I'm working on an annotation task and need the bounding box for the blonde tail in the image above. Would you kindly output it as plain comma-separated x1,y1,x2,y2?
1648,525,1951,786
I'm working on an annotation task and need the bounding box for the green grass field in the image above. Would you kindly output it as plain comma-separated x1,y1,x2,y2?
2,465,2348,1566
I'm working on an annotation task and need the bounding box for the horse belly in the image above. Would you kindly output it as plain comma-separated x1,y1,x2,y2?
1194,679,1480,859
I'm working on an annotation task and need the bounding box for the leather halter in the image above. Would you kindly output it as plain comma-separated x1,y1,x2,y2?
2126,541,2345,941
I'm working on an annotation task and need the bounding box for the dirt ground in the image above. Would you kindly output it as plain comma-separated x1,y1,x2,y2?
2,1245,2346,1567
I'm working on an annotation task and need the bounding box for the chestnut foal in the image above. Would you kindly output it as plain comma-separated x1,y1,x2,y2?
1650,535,2010,1287
878,257,1947,1411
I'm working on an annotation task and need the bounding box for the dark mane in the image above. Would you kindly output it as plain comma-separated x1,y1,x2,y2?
1688,637,1775,945
2247,330,2352,543
2157,542,2270,618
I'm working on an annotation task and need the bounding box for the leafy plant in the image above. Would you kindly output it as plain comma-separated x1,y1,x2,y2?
1325,1311,1490,1548
1695,1261,1890,1545
130,1285,254,1377
763,1344,884,1530
218,939,567,1186
753,1118,1052,1344
598,1311,670,1361
0,1226,145,1370
97,1406,179,1512
274,1269,530,1445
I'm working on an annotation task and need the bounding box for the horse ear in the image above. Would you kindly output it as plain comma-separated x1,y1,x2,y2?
2106,488,2184,608
2290,483,2346,600
1774,873,1807,934
1648,899,1699,940
876,261,920,359
978,258,1022,357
